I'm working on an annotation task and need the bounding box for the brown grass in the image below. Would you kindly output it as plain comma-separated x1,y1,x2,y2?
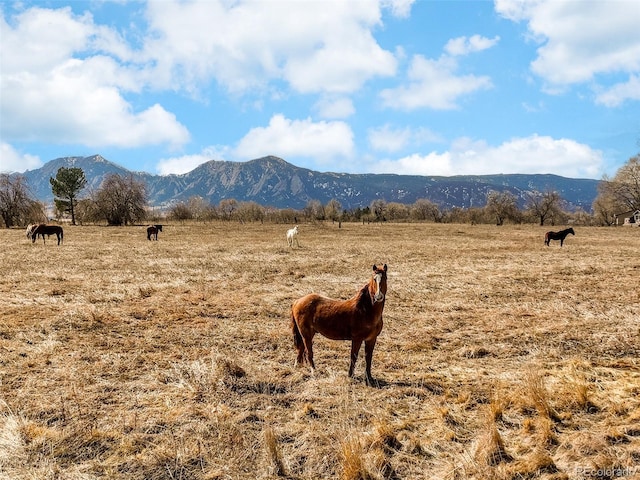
1,222,640,479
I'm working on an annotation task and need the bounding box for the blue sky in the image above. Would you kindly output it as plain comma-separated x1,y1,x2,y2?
1,0,639,179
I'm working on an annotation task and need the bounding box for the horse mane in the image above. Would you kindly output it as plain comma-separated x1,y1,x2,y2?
354,281,376,310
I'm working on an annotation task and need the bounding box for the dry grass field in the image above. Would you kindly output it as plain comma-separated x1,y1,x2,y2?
1,222,639,480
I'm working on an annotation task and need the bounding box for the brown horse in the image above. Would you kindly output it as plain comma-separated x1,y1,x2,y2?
291,264,388,386
31,224,63,245
147,224,162,240
544,227,574,247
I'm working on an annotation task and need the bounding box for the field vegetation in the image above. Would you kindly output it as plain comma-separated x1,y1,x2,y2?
1,222,639,479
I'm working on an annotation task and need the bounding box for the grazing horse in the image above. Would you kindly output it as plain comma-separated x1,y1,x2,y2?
147,224,162,240
291,264,388,386
286,225,299,247
545,227,575,247
31,224,63,245
26,224,38,239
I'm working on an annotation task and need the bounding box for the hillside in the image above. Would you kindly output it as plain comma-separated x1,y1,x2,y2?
17,155,600,211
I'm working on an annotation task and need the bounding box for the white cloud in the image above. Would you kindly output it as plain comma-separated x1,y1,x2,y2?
156,146,229,175
370,135,603,178
314,96,356,119
0,7,93,73
234,114,354,163
2,65,189,148
445,35,500,56
380,55,492,110
495,0,640,89
0,143,42,173
368,124,442,153
143,0,398,95
381,0,416,18
596,75,640,107
0,6,190,150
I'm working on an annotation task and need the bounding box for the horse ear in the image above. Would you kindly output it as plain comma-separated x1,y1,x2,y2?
383,264,387,272
372,265,376,272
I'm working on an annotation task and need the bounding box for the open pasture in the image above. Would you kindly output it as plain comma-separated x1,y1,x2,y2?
1,222,639,479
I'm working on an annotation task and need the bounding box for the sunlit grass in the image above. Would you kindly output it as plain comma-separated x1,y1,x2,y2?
1,222,639,479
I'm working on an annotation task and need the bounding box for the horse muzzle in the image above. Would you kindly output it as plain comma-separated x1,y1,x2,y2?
373,292,385,303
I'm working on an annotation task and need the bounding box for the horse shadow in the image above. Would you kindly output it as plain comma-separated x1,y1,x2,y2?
351,375,445,394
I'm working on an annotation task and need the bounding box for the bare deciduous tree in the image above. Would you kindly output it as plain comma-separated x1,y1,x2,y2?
93,174,147,226
592,176,619,226
218,199,238,221
0,174,43,228
411,198,442,222
370,199,387,222
237,201,265,222
595,155,640,217
526,190,562,226
485,191,519,226
304,200,324,221
325,199,342,223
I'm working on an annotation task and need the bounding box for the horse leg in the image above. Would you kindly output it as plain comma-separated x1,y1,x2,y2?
348,338,363,377
302,335,316,373
364,338,378,386
292,318,306,367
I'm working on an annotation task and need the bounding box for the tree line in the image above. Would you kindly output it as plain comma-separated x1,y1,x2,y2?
0,168,147,227
2,154,640,228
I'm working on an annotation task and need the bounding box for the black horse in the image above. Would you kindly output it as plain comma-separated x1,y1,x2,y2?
31,224,64,245
545,227,574,247
147,224,163,240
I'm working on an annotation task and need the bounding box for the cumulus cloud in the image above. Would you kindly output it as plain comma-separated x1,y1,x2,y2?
445,35,500,56
370,135,604,178
0,6,190,150
596,75,640,107
0,143,43,173
495,0,640,98
381,0,416,18
368,124,442,153
314,96,356,119
143,0,398,94
380,55,493,110
156,146,229,175
234,114,354,164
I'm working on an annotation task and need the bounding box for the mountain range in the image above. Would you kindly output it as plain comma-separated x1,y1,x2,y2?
15,154,600,212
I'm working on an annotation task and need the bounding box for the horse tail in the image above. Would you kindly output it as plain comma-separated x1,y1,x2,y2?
291,308,303,350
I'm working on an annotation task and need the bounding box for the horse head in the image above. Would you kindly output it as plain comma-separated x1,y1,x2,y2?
371,264,388,304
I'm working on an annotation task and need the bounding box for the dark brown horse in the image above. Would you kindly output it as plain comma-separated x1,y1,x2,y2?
291,264,388,386
544,227,574,247
147,224,162,240
31,224,63,245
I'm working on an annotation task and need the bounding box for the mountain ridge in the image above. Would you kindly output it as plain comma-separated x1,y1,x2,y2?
15,155,600,211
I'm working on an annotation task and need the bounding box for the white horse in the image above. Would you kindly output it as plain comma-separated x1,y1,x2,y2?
287,225,300,247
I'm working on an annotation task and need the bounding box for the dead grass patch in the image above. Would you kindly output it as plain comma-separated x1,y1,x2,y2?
1,223,639,478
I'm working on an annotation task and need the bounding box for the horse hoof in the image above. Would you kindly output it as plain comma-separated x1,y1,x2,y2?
365,377,378,387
